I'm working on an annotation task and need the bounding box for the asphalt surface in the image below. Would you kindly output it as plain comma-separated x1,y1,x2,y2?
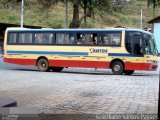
0,57,159,115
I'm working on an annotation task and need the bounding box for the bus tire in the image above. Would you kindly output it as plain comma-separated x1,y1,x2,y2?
124,70,134,75
51,67,63,72
37,58,50,72
111,61,124,75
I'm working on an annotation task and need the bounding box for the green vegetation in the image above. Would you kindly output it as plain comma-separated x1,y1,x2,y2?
0,0,159,28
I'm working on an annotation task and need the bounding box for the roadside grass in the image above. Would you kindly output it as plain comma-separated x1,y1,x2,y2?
0,0,159,28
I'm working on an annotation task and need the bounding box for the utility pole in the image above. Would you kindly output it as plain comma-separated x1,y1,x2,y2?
20,0,24,28
140,9,143,30
64,0,68,28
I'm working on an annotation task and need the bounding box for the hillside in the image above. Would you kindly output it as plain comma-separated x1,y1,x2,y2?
0,0,160,29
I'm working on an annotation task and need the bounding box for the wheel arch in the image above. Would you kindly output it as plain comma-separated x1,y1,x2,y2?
110,58,125,69
36,56,49,66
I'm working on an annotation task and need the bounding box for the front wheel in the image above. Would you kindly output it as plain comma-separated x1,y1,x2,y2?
111,61,124,75
37,58,50,72
124,70,134,75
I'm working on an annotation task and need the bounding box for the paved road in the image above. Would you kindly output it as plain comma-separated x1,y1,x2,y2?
0,57,159,114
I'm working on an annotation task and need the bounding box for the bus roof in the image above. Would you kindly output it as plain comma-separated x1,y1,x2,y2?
6,27,153,35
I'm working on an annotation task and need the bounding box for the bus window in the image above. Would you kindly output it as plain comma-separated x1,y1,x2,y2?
76,33,97,45
111,33,121,45
70,35,75,44
100,34,110,45
18,33,33,44
44,33,54,44
55,33,75,44
56,33,63,44
143,33,157,55
34,33,44,44
93,33,98,44
8,33,17,44
25,33,33,44
125,32,143,55
18,33,25,43
100,33,121,46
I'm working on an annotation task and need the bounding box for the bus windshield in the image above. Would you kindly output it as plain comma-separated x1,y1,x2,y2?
125,31,158,56
143,33,158,55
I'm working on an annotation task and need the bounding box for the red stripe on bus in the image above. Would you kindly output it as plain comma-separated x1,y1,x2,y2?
4,58,110,68
3,58,158,71
125,62,158,71
4,58,36,65
49,60,110,68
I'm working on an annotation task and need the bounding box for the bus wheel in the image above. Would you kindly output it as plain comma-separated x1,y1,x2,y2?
111,61,124,75
51,67,63,72
37,58,49,72
124,70,134,75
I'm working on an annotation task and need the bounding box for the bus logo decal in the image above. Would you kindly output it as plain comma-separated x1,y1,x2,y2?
90,48,108,53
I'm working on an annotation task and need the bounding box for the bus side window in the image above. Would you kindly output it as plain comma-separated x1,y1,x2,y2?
93,33,98,44
43,33,54,44
18,33,33,44
63,33,75,44
100,33,121,46
56,33,64,44
25,33,32,44
34,33,44,44
55,33,75,45
18,33,25,43
111,33,121,45
100,34,110,45
64,33,70,44
8,33,17,44
48,33,54,44
83,34,90,44
69,34,75,44
76,33,97,45
76,33,82,44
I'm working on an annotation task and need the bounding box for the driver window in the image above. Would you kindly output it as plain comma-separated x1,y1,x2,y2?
132,34,142,55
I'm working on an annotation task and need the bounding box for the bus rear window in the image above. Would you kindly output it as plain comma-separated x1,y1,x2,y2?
8,33,17,44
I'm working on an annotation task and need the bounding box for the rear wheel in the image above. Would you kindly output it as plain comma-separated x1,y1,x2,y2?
111,61,124,75
51,67,63,72
124,70,134,75
37,58,50,72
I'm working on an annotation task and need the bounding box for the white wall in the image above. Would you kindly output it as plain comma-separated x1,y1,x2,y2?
154,23,160,52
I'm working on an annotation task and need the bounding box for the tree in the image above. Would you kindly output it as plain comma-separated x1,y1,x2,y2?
1,0,113,28
147,0,160,17
38,0,111,28
69,0,80,28
69,0,112,28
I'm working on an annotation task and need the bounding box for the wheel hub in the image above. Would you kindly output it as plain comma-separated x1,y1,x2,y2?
41,62,46,68
114,65,120,72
